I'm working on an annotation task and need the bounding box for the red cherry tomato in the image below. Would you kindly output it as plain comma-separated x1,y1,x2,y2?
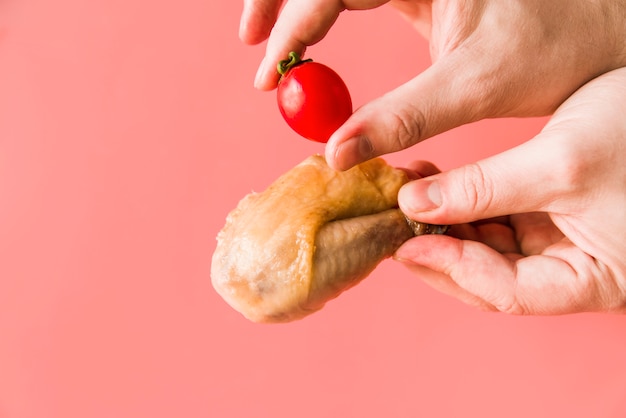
276,52,352,143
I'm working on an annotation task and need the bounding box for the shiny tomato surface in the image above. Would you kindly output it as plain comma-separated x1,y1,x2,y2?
277,60,352,143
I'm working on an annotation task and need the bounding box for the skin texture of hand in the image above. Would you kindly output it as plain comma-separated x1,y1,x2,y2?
395,67,626,314
239,0,626,314
240,0,626,170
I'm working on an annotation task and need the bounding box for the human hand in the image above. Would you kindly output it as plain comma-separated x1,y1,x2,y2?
240,0,626,170
394,67,626,314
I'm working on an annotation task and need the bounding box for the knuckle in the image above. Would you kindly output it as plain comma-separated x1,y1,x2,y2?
497,299,529,315
458,163,495,219
385,104,425,152
492,275,529,315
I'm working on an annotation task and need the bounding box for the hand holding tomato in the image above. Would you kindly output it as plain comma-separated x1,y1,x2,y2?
276,52,352,143
240,0,626,169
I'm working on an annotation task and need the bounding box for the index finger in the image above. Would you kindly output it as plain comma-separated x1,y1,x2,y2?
239,0,285,45
253,0,344,90
254,0,391,90
395,234,621,314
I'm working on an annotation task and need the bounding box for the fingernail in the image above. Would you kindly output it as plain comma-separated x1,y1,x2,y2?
402,180,442,213
333,136,373,171
254,57,266,89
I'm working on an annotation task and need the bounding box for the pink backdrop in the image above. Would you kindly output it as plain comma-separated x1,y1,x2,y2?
1,1,626,417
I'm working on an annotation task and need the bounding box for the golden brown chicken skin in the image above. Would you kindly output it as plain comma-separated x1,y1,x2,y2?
211,155,445,323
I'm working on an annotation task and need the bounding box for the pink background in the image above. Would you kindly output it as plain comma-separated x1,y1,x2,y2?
1,1,626,417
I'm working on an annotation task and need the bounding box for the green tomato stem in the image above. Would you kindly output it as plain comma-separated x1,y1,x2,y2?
277,51,312,76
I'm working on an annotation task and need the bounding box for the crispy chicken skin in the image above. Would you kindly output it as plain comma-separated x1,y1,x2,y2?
211,155,436,323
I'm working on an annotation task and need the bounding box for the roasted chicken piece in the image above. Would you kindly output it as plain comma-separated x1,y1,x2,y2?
211,155,446,323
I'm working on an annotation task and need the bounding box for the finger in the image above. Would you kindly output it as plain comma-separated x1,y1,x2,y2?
396,258,498,312
398,66,626,226
395,234,621,314
397,160,440,181
510,212,564,256
325,49,496,170
471,216,510,227
404,165,518,255
388,0,433,39
451,222,519,255
254,0,390,90
404,160,440,178
239,0,284,45
253,0,344,90
396,130,586,225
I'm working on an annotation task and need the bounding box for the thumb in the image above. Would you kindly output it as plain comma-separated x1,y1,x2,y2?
325,49,500,171
397,134,572,225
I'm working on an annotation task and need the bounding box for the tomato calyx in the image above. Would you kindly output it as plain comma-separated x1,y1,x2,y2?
277,51,313,77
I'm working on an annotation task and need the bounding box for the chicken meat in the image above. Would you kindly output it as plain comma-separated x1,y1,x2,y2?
211,155,446,323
